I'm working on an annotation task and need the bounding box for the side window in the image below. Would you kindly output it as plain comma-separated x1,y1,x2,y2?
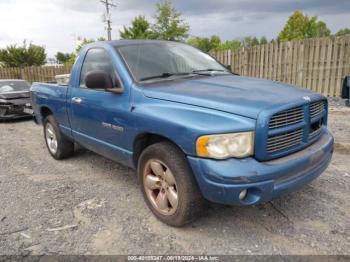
79,48,117,88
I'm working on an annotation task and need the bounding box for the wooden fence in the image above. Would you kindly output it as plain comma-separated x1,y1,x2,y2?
213,35,350,97
0,36,349,96
0,65,72,83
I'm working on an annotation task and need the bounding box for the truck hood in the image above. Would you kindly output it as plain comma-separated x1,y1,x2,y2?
142,75,320,119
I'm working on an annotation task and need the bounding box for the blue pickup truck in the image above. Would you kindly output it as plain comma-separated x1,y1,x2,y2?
31,40,334,226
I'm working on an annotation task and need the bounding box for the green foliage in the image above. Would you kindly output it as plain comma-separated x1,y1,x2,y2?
259,36,268,45
306,18,330,38
65,37,105,66
336,28,350,36
119,1,189,41
76,38,95,53
187,36,221,52
152,0,190,41
65,54,77,66
55,52,74,64
188,35,271,52
0,41,46,67
210,36,221,50
242,36,259,47
216,40,241,51
187,36,244,52
278,11,330,42
187,37,209,52
190,35,268,52
217,36,268,50
278,11,309,41
120,16,153,39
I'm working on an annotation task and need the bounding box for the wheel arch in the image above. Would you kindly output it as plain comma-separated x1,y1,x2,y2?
132,133,187,168
40,106,53,119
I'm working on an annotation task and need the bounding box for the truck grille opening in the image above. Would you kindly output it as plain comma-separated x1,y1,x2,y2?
264,99,326,157
309,118,323,138
310,101,325,118
269,106,304,129
257,99,327,160
267,129,303,153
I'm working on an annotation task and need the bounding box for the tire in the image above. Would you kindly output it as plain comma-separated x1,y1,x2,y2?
138,141,207,227
43,115,74,160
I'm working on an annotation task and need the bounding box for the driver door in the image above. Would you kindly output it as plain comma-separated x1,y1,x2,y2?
69,48,131,163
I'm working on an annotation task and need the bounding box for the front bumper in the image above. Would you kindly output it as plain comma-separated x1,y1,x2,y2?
0,103,33,120
0,114,32,120
188,129,334,206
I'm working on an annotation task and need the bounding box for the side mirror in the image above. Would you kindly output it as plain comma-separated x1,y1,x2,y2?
85,71,113,90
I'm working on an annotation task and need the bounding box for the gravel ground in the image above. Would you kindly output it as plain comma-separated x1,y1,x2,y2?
0,101,349,255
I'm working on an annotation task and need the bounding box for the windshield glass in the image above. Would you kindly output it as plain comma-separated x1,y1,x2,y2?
117,42,228,82
0,80,30,93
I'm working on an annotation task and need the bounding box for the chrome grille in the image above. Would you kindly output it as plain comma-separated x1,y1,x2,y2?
267,129,303,153
269,106,304,129
310,101,325,118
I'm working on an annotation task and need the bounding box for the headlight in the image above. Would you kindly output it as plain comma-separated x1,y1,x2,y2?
196,131,255,159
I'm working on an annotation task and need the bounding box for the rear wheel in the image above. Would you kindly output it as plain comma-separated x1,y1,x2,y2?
43,115,74,160
138,142,207,227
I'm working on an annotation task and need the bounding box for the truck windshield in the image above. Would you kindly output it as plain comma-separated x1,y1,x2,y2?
117,42,229,82
0,81,30,93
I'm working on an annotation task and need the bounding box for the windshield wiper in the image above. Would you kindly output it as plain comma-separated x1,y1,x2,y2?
139,72,192,81
192,69,238,76
192,69,228,74
139,69,230,82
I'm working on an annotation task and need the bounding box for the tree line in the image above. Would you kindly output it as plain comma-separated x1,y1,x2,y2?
0,1,349,68
119,4,349,52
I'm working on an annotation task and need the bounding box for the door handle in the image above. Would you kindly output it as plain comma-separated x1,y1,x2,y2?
72,97,82,104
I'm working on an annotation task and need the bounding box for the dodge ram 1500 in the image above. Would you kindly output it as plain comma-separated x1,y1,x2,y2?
30,40,334,226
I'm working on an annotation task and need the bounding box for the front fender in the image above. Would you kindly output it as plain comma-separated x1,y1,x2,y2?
130,94,256,156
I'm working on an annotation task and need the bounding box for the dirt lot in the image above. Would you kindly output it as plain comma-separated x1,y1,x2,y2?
0,103,349,255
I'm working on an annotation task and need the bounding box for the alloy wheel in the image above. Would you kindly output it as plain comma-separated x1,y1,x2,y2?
143,159,178,216
45,123,58,154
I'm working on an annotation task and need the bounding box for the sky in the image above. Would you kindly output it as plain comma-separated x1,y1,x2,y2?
0,0,349,58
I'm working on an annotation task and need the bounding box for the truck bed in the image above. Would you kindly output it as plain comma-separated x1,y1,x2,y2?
30,82,70,127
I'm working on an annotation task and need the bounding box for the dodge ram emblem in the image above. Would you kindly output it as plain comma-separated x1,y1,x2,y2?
303,96,311,102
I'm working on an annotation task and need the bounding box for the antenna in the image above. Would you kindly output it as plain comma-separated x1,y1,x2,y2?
100,0,116,40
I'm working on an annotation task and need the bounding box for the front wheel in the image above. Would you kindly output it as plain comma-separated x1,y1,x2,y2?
43,115,74,160
138,142,207,227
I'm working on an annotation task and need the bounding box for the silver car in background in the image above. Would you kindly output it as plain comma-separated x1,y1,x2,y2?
0,80,33,120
